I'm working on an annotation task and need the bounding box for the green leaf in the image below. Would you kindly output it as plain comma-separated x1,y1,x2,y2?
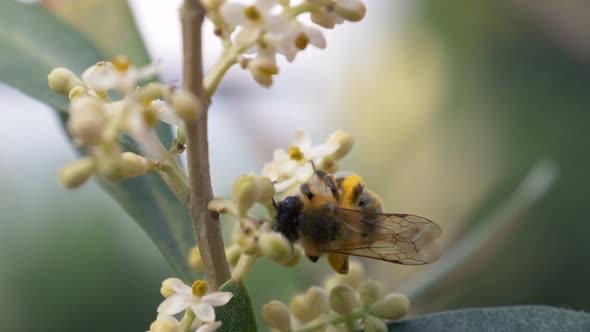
387,306,590,332
0,2,197,281
216,280,258,332
45,0,151,66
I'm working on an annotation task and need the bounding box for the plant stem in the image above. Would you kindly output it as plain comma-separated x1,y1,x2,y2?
294,309,368,332
180,0,231,290
178,309,196,332
231,254,258,281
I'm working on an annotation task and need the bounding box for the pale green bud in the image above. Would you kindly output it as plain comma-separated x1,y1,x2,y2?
358,280,383,306
160,278,180,298
48,67,82,94
334,0,367,22
171,91,203,122
119,152,153,178
68,86,89,100
250,70,273,87
137,83,166,103
370,293,410,320
256,176,276,203
188,246,205,272
327,129,354,161
259,232,293,262
238,235,259,255
233,174,259,213
325,261,365,290
59,157,96,188
311,10,337,29
329,284,358,316
289,287,329,321
281,248,301,267
263,300,291,331
363,315,387,332
67,96,106,146
225,244,242,268
176,125,187,146
149,318,179,332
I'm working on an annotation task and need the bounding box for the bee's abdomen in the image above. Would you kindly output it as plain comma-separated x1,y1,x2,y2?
298,208,341,245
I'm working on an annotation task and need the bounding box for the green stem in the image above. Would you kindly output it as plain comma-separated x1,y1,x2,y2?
178,309,196,332
294,308,368,332
204,49,239,97
156,144,190,206
231,254,258,281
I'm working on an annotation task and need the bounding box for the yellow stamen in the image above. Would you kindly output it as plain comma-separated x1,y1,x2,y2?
288,146,304,161
112,55,131,72
295,33,309,50
245,5,262,22
192,280,208,297
143,107,159,127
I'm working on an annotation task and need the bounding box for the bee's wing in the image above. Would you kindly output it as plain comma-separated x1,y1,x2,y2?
319,208,442,265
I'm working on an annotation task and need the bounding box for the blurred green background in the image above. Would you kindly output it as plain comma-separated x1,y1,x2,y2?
2,0,590,331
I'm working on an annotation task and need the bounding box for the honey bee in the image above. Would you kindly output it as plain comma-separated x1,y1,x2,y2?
273,168,441,274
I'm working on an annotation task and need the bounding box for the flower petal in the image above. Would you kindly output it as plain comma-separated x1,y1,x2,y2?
293,129,312,150
306,27,327,49
202,292,234,306
256,0,278,11
193,303,216,323
195,321,222,332
157,293,190,315
220,3,247,27
274,177,297,193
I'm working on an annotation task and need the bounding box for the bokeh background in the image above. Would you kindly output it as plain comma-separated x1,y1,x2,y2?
2,0,590,331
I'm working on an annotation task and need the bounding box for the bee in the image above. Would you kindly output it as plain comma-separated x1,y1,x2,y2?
273,168,441,274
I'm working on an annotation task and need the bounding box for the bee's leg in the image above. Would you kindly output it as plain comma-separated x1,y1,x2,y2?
315,169,340,201
307,254,320,262
301,183,314,201
327,253,349,274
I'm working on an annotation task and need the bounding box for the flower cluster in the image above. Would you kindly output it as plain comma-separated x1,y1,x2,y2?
196,129,353,279
48,56,201,189
263,261,410,332
202,0,367,86
149,278,233,332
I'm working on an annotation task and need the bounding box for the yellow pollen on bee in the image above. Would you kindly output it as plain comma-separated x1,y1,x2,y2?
288,146,305,161
245,5,262,22
192,280,208,297
295,33,309,50
341,174,365,207
112,55,131,72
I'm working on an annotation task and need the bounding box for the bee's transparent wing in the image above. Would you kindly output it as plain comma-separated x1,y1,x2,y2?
320,208,442,265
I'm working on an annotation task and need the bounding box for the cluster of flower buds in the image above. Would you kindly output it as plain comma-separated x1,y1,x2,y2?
48,56,202,188
148,278,233,332
202,0,367,87
263,261,410,332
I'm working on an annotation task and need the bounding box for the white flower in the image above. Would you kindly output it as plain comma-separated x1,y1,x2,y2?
261,129,339,195
82,58,159,94
148,313,222,332
157,279,233,325
278,22,326,62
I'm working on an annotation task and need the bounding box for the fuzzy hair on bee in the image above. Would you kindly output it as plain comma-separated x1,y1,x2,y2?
273,168,441,274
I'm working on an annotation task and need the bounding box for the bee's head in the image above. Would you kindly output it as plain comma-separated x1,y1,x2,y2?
273,195,302,242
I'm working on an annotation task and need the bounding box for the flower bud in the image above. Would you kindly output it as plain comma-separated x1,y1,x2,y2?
311,10,337,29
259,232,293,262
137,83,166,103
325,261,365,290
188,246,205,272
233,174,259,213
171,91,203,122
289,287,329,321
225,244,242,268
334,0,367,22
256,176,276,203
358,280,383,306
363,315,387,332
119,152,153,178
238,235,259,255
369,293,410,320
202,0,224,11
281,248,301,267
176,125,187,146
160,278,183,298
327,130,353,161
67,96,106,146
149,318,179,332
59,157,96,188
250,70,273,87
48,67,82,94
329,284,358,316
263,300,291,331
68,86,89,100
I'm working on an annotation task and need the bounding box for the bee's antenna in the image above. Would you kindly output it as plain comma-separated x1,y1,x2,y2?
309,160,317,172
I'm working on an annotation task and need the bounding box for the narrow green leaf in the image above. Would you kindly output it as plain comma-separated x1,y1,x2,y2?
387,306,590,332
0,3,197,281
216,280,259,332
